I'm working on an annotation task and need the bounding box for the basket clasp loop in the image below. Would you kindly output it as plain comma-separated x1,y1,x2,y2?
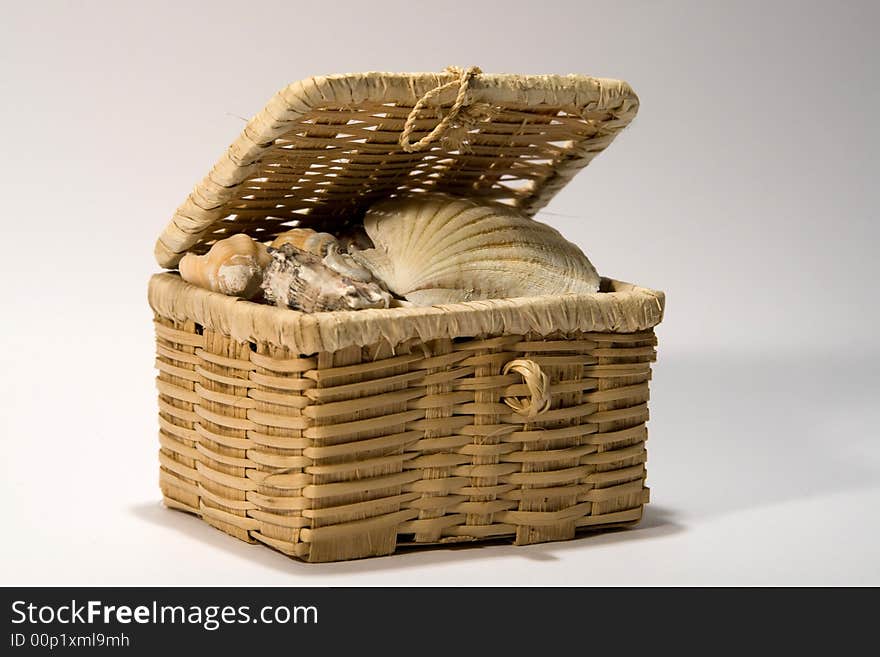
501,358,552,419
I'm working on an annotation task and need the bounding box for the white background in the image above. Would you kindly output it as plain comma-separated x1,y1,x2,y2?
1,0,877,585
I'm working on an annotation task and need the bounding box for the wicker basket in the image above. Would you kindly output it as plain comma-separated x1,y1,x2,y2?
148,68,665,563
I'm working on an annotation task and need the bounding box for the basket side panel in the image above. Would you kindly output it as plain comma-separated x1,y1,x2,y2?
155,317,203,513
511,332,590,545
394,329,656,548
448,335,521,541
153,315,319,556
578,331,655,521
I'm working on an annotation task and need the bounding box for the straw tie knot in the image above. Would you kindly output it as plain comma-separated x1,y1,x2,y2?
501,359,552,419
399,65,483,153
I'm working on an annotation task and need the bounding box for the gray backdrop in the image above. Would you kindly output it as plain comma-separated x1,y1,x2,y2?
1,0,877,584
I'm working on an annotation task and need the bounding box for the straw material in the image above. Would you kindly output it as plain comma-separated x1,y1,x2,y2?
150,68,662,562
149,274,664,355
154,311,657,562
154,69,639,268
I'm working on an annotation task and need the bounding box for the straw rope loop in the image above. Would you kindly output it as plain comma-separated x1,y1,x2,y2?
501,358,552,419
399,65,483,153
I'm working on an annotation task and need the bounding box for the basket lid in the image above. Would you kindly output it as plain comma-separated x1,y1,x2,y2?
154,67,639,268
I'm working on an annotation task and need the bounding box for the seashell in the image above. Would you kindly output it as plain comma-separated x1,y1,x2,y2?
271,228,337,256
272,227,375,282
322,243,375,282
178,233,271,299
350,194,601,306
261,244,393,312
336,223,374,252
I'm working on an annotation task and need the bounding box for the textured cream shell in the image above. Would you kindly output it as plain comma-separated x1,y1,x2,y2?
272,228,374,281
261,244,393,312
351,195,600,305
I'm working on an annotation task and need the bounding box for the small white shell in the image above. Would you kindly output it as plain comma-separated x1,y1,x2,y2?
350,195,600,305
322,243,375,282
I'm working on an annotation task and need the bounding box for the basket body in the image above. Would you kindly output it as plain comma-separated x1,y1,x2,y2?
150,274,661,562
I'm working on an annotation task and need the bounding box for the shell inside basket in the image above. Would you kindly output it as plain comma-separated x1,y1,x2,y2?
177,194,602,311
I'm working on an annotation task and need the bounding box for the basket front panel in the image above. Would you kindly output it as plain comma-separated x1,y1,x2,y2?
303,344,418,563
247,342,313,556
153,318,656,562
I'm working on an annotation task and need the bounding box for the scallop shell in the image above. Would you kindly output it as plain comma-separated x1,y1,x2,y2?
178,233,271,299
350,195,600,305
261,244,393,312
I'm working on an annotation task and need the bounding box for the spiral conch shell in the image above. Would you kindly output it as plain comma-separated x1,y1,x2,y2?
178,234,271,299
350,195,601,306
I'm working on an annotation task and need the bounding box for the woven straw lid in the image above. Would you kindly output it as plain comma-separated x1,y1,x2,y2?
154,67,639,268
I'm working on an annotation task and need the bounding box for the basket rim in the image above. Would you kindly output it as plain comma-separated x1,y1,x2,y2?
154,69,639,268
148,272,664,354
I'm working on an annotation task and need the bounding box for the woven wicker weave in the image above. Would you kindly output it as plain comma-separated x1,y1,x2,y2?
149,68,664,562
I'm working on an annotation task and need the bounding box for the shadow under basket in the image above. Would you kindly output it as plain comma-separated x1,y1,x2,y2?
148,68,665,562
